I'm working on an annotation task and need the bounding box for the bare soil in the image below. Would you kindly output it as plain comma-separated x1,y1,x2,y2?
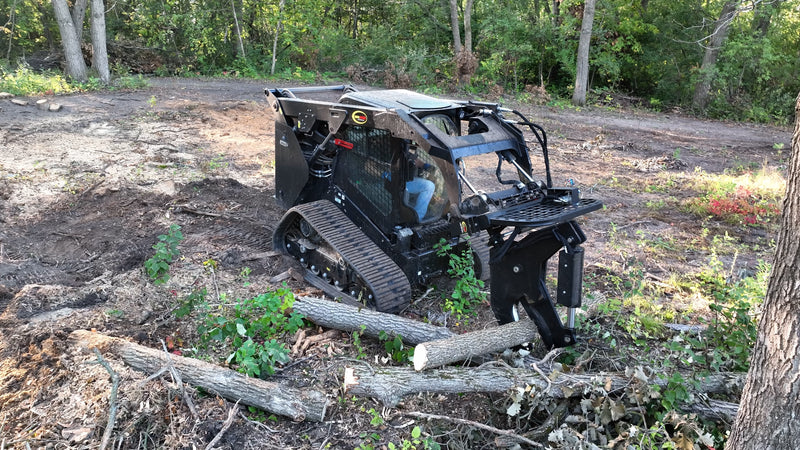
0,78,792,449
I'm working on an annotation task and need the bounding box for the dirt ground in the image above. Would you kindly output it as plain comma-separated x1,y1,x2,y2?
0,78,792,449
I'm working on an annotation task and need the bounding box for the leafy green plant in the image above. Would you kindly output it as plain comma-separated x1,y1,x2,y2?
0,65,73,95
351,325,368,360
365,407,384,426
198,286,305,377
388,426,440,450
144,224,183,285
378,331,413,363
696,258,767,371
434,238,487,323
174,287,208,318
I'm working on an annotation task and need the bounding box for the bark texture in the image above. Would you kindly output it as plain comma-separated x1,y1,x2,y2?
414,320,539,370
345,364,740,420
726,92,800,449
90,0,109,83
691,1,737,109
572,0,597,106
69,330,328,422
449,0,462,55
71,0,88,38
52,0,88,82
293,296,453,345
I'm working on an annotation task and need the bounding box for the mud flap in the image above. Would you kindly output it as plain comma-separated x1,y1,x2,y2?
489,221,586,348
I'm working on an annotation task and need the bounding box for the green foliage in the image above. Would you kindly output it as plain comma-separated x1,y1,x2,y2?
355,425,440,450
378,331,413,363
351,325,368,360
4,0,798,122
196,286,305,377
387,426,440,450
174,287,208,318
144,224,183,285
686,166,784,227
434,238,486,324
0,65,72,95
694,257,767,371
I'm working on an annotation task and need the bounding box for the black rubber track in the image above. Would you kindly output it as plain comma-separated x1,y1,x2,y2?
273,200,411,313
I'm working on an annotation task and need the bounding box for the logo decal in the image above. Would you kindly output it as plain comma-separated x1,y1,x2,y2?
351,110,368,124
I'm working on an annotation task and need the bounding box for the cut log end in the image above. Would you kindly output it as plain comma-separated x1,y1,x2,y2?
413,345,427,371
343,367,358,391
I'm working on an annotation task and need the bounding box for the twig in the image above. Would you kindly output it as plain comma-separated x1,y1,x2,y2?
204,401,240,450
159,340,199,420
92,348,120,450
174,205,226,218
238,409,278,433
404,411,543,448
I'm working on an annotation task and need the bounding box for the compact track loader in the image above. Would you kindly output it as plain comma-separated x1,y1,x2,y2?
267,85,601,347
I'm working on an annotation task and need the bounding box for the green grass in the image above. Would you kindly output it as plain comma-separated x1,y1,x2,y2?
0,64,148,96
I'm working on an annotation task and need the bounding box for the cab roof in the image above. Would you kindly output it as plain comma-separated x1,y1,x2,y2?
339,89,457,112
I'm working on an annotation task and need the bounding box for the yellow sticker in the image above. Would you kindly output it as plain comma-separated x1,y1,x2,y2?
351,110,368,124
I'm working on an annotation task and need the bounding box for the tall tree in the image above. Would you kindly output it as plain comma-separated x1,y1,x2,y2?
52,0,87,82
6,0,18,60
691,1,738,110
270,0,285,75
572,0,596,106
726,91,800,449
71,0,88,37
231,0,245,59
449,0,476,85
90,0,109,83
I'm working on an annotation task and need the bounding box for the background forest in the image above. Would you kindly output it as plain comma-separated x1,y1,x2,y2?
1,0,799,124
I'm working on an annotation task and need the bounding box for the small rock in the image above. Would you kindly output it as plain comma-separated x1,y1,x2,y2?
10,98,28,106
49,103,62,112
152,179,177,196
36,99,49,110
0,92,13,99
61,426,94,443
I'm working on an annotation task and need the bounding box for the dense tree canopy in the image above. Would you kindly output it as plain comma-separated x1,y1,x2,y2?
1,0,798,122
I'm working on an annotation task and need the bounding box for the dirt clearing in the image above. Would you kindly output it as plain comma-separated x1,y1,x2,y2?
0,78,792,449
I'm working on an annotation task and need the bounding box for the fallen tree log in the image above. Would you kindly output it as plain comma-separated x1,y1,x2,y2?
69,330,328,422
293,296,454,345
344,364,741,421
414,320,539,370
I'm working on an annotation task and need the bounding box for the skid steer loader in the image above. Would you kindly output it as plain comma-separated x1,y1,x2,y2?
266,85,601,348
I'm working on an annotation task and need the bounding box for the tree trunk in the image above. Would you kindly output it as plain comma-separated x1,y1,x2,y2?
551,0,561,26
69,330,328,422
691,1,737,110
71,0,88,39
572,0,596,106
6,0,17,60
37,2,57,51
414,320,539,370
450,0,476,85
292,296,454,345
726,92,800,449
449,0,462,55
270,0,285,75
351,0,359,39
231,0,246,59
52,0,88,82
463,0,473,53
344,365,741,421
751,0,780,38
90,0,109,83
